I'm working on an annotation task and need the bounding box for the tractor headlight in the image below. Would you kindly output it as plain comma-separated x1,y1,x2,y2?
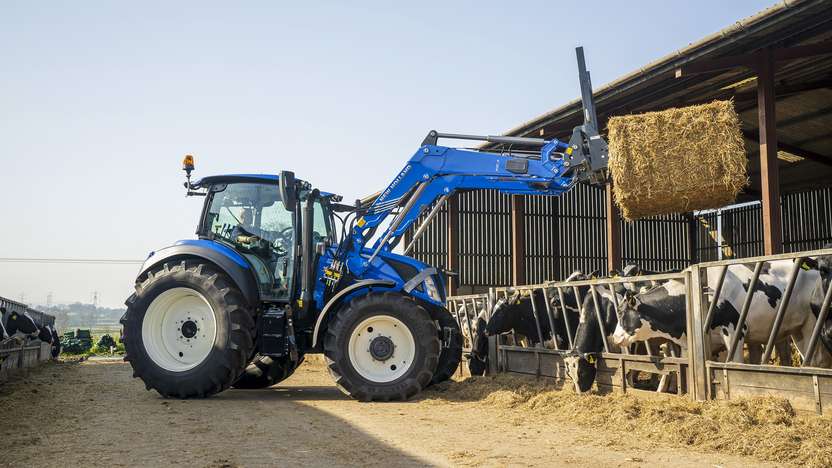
424,276,441,302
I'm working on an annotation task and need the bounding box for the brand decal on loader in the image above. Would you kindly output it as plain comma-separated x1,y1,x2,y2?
378,164,411,204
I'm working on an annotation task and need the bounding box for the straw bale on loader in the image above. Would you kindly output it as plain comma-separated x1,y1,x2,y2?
607,100,748,220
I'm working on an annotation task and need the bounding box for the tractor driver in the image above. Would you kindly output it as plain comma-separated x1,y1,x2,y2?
231,208,266,244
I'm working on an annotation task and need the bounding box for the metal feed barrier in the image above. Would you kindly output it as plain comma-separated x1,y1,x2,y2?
688,248,832,414
447,293,492,376
447,247,832,414
490,275,689,396
0,339,51,383
0,295,57,383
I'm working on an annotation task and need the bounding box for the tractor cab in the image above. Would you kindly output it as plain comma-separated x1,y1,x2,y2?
191,173,337,303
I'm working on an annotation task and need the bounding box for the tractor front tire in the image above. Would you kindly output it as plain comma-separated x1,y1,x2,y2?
121,260,255,398
429,307,463,386
324,292,440,401
232,354,305,389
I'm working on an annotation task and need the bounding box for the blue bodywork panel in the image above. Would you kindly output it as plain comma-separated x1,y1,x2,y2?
139,238,262,306
314,246,442,310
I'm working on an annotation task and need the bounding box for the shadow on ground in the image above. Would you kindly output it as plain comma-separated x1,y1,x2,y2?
0,360,432,467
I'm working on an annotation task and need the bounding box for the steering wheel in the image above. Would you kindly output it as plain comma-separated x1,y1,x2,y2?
271,226,295,254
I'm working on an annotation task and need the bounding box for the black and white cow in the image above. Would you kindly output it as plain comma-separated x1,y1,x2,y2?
545,271,599,349
564,284,624,391
0,307,8,340
489,271,597,348
618,264,664,294
485,289,553,347
564,268,682,393
612,278,688,349
38,325,55,344
468,305,491,376
50,327,62,358
810,245,832,353
613,258,832,368
4,308,39,338
468,271,599,376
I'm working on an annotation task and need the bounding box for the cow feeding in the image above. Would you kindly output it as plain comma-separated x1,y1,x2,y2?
607,100,748,220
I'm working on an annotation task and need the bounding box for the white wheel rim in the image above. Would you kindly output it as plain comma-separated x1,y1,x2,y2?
348,315,416,383
142,288,218,372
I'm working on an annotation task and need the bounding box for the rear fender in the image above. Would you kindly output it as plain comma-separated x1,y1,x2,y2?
136,240,260,306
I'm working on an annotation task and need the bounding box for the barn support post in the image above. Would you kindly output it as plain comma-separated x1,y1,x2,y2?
687,265,710,401
686,213,698,264
511,195,526,286
756,48,783,255
605,182,622,273
446,194,459,296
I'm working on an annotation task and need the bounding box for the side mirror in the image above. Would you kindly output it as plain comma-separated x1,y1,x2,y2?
279,170,297,211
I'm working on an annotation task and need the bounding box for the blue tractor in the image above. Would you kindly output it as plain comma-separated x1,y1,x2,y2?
121,48,610,400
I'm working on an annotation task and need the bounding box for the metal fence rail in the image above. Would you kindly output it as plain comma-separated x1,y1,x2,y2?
454,247,832,413
0,338,51,383
484,273,691,395
689,247,832,413
446,293,490,354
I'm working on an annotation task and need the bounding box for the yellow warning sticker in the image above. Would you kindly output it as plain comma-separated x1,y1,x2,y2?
565,147,573,155
357,217,366,227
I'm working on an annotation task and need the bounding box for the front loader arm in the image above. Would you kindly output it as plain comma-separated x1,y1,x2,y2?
343,46,609,276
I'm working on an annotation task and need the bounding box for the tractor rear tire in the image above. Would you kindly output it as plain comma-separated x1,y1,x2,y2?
232,354,305,389
324,292,440,401
429,307,462,386
121,260,255,398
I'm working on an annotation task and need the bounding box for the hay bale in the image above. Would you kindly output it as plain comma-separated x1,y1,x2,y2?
608,100,748,220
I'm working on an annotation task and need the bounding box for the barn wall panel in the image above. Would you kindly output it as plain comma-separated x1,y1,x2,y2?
410,187,832,291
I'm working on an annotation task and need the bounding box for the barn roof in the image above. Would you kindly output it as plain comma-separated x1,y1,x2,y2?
488,0,832,198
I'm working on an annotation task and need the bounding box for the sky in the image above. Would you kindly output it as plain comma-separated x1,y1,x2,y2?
0,0,777,308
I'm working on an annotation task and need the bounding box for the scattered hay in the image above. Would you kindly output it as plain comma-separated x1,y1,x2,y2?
424,374,832,467
607,100,748,220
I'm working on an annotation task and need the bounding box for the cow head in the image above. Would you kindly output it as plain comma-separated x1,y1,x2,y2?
484,290,522,336
567,288,621,392
612,291,642,347
564,352,598,393
468,311,490,376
